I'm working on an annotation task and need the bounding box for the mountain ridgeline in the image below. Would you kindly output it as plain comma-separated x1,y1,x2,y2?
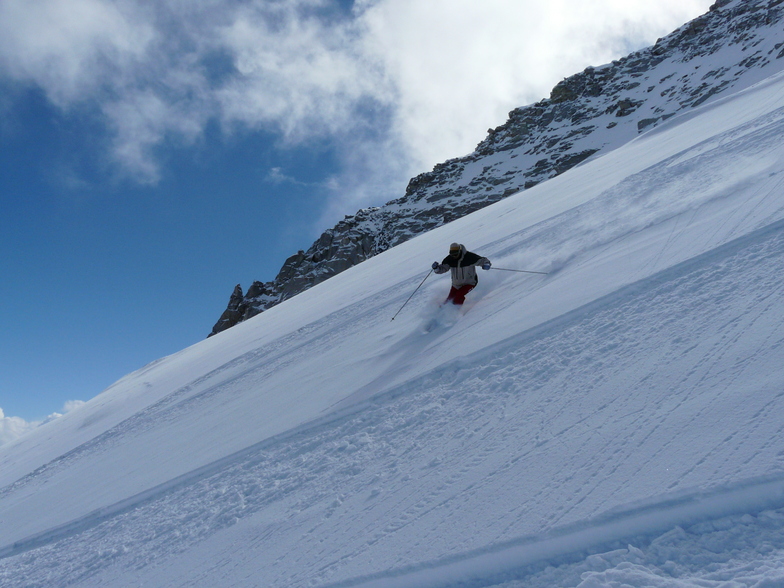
209,0,784,337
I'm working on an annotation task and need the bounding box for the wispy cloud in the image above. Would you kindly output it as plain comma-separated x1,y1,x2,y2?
0,0,153,104
266,166,312,186
0,0,712,207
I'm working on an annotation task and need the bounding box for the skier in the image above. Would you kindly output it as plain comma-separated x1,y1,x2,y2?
431,243,491,305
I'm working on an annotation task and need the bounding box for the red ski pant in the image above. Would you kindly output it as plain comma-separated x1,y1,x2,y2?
446,284,475,305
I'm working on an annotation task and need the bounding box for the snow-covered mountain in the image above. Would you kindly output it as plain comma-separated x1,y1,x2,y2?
3,1,784,586
210,0,784,336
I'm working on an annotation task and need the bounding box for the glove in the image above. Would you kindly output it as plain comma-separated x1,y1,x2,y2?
482,262,491,270
432,261,440,270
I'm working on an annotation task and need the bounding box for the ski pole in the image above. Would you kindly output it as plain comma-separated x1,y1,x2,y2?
491,267,549,275
391,269,433,321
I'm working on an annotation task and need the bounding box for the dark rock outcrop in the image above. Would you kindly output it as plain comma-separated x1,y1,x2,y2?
210,0,784,337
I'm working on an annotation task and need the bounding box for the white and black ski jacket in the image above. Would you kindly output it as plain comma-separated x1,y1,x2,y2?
433,245,490,288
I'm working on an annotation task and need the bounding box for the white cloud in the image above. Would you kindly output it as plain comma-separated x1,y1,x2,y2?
62,399,87,413
0,0,154,106
356,0,714,175
0,407,38,446
266,166,311,186
0,401,85,447
320,0,713,222
0,0,713,206
217,2,394,143
102,88,209,183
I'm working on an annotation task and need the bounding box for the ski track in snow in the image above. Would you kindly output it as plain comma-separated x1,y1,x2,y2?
3,214,784,587
4,41,784,587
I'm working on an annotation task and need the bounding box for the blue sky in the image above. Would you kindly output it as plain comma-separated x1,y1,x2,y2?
0,86,333,420
0,0,711,433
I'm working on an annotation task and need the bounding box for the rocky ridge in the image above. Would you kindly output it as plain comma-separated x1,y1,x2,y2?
210,0,784,336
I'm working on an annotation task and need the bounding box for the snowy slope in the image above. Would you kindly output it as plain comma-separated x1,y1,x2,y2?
211,0,784,336
3,66,784,587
